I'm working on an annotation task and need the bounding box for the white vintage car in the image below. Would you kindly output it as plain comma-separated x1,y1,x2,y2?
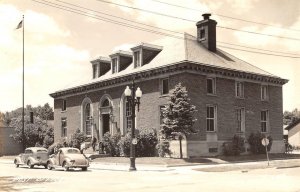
46,147,89,171
14,147,49,168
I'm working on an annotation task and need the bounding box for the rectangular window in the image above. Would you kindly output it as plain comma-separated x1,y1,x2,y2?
62,99,66,111
207,78,216,95
261,85,268,100
261,110,268,133
162,78,169,95
92,64,97,79
236,82,244,98
112,58,118,74
200,29,205,39
236,108,245,132
126,101,132,131
206,105,217,132
61,118,67,137
134,51,141,68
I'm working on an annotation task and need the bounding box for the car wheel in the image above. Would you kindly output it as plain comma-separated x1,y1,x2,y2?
63,162,69,171
14,160,19,168
47,162,53,170
82,167,87,171
27,161,34,169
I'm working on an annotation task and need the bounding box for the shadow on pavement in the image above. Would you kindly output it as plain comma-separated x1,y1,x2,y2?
0,176,22,192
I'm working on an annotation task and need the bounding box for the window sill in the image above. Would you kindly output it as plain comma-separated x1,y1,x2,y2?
206,131,217,133
261,99,269,102
207,93,217,97
235,96,245,99
160,94,169,98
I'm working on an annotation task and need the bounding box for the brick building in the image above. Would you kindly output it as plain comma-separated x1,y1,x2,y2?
50,14,288,156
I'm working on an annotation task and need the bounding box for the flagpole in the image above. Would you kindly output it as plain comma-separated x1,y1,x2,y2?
22,15,25,150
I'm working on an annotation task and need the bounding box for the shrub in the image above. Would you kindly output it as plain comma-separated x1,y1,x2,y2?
136,128,158,157
156,141,171,157
223,135,245,156
119,133,131,157
102,132,121,156
248,132,273,154
68,129,87,149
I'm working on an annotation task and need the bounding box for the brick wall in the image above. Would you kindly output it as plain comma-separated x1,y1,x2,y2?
52,71,284,155
0,127,23,156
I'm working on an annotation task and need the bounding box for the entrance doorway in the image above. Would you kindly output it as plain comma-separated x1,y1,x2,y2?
102,114,110,135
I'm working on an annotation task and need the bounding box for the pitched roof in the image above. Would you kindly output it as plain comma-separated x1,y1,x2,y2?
51,33,285,95
285,119,300,131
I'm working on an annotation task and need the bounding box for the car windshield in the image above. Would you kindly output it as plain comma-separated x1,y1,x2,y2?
37,149,48,153
67,149,80,154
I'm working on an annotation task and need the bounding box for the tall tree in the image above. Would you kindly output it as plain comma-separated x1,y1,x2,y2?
161,83,197,157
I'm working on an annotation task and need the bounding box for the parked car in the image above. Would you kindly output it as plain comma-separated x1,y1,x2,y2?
46,147,89,171
14,147,49,168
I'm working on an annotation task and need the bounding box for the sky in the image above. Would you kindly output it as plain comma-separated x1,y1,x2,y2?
0,0,299,112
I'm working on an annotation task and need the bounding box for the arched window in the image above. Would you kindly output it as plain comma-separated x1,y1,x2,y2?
102,99,110,107
85,103,92,136
81,97,93,137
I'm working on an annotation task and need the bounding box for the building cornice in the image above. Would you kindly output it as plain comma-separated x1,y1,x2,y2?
49,61,288,98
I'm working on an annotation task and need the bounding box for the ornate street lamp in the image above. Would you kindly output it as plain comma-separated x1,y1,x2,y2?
124,82,142,171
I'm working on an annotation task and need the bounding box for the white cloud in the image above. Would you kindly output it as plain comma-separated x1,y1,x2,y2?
0,4,90,112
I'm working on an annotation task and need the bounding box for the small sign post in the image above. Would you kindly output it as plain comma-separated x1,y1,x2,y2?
132,138,137,145
261,137,270,166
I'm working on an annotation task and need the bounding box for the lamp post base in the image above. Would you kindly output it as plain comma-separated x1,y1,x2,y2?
129,157,136,171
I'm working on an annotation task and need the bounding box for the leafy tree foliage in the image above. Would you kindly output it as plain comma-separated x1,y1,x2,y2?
160,83,197,139
283,108,300,125
2,103,54,148
9,115,53,148
2,103,54,126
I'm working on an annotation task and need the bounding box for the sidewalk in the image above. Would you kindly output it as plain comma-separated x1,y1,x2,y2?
1,153,300,172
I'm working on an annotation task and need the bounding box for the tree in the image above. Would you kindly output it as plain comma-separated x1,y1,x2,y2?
9,115,52,148
160,83,197,158
35,103,54,121
283,108,300,125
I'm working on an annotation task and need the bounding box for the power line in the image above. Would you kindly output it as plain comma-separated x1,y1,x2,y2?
32,0,300,59
51,0,300,56
32,0,184,39
96,0,300,41
218,41,300,56
54,0,183,35
151,0,300,32
218,45,300,58
218,26,300,41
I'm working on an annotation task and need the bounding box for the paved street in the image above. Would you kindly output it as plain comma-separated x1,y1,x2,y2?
1,159,300,192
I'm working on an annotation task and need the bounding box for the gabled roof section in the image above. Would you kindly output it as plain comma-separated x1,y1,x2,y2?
184,33,276,77
285,119,300,131
50,33,287,97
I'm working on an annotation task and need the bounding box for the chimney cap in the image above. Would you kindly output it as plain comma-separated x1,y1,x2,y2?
202,13,211,20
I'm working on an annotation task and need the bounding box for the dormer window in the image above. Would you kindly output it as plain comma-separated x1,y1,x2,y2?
134,51,141,68
112,58,118,74
131,43,162,68
92,64,97,79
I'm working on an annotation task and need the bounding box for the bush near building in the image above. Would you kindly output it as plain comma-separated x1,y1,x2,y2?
222,135,245,156
102,128,158,157
247,132,273,154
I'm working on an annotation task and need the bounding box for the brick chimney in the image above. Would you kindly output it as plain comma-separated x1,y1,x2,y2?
196,13,217,52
